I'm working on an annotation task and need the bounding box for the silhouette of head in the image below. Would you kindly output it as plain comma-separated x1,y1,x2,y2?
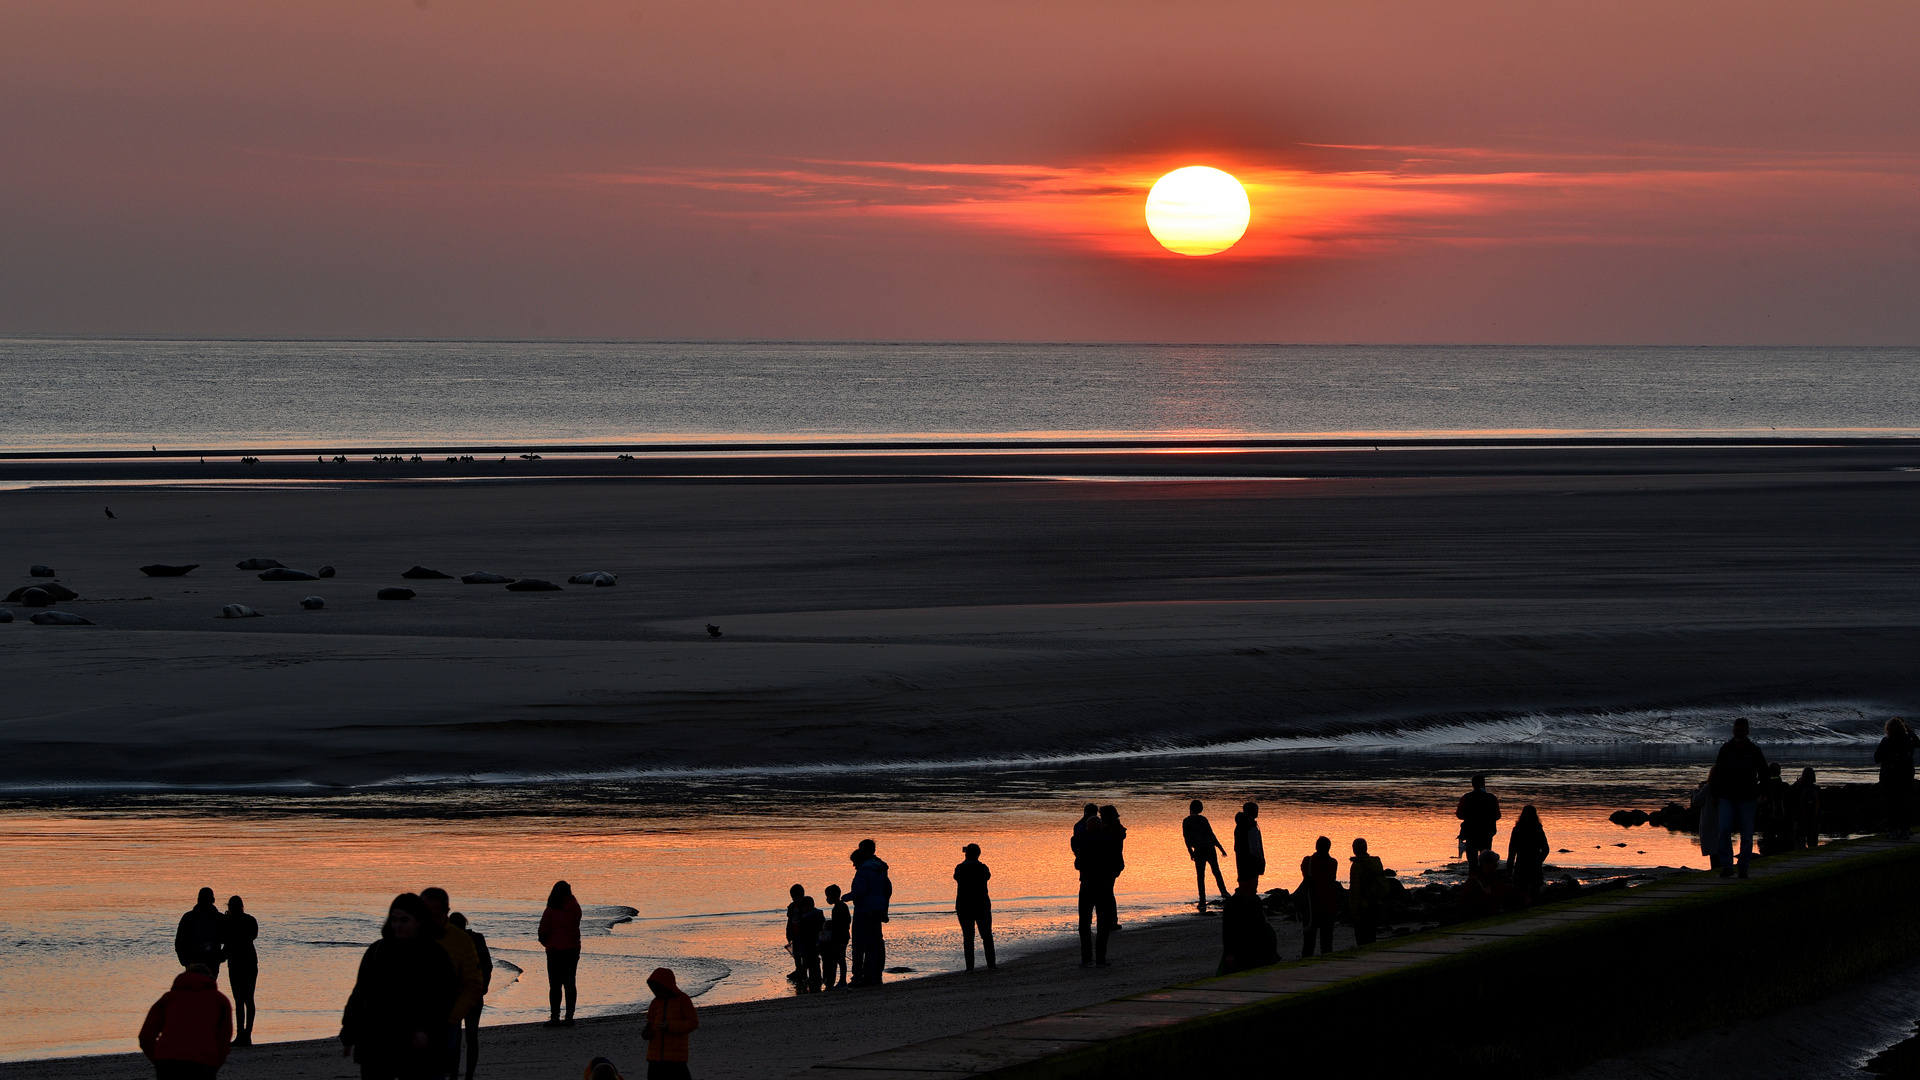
449,912,468,929
1315,836,1331,853
1242,801,1258,817
1770,762,1782,777
186,963,212,977
790,883,805,901
963,843,981,859
1471,775,1486,790
384,892,433,940
1518,804,1541,827
825,884,842,901
1733,717,1750,737
196,887,215,906
1190,800,1203,814
227,895,245,914
1352,838,1369,855
420,887,450,923
802,895,816,910
1888,717,1908,737
1083,802,1099,818
1800,767,1817,784
548,880,573,908
1100,805,1122,830
858,838,876,856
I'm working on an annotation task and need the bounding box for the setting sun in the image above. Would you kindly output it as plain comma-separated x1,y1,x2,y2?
1144,166,1251,256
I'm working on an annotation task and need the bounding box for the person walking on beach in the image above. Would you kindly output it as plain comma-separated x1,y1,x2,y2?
222,896,258,1048
1233,803,1265,894
1713,718,1769,877
791,895,825,991
1506,806,1550,904
1298,836,1341,958
1182,801,1230,914
447,912,490,1080
847,840,892,986
340,893,458,1080
175,889,227,979
1875,717,1918,840
1792,767,1823,849
784,884,808,984
140,964,232,1080
822,884,851,989
1218,885,1277,975
420,888,486,1076
539,881,584,1025
1078,805,1128,968
1348,838,1386,946
641,967,699,1080
1455,776,1502,871
954,843,996,972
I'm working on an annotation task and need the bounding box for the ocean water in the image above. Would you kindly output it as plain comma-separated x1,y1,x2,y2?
3,340,1918,452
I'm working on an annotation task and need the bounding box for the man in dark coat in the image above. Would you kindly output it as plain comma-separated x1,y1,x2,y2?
1713,717,1770,877
1454,776,1502,872
174,888,227,978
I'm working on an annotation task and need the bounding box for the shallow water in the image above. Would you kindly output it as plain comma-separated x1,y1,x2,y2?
3,340,1917,451
0,746,1877,1062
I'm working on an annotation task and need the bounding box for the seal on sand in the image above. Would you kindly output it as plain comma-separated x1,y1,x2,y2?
258,568,319,581
220,604,264,619
401,566,454,579
10,583,78,603
461,571,516,584
31,611,93,625
568,571,618,586
236,559,285,570
377,587,416,600
505,578,562,591
300,596,325,610
317,566,336,578
139,564,199,577
29,565,54,577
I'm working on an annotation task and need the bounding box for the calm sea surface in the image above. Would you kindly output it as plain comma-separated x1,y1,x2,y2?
3,340,1917,451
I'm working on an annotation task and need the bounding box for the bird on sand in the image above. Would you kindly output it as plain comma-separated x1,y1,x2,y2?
706,624,723,638
104,506,116,519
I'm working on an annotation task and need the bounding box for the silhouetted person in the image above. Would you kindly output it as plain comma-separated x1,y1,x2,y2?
539,880,583,1025
792,895,825,991
447,912,490,1080
954,843,996,971
1182,800,1229,914
822,884,850,989
1507,805,1550,903
1455,776,1501,871
1758,762,1795,855
1348,838,1386,946
1218,885,1277,975
1077,806,1127,967
1299,836,1340,957
1458,851,1510,920
141,963,232,1080
1792,767,1822,849
584,1056,624,1080
784,883,808,983
176,889,226,978
1073,802,1099,843
420,888,485,1076
1713,718,1769,876
1876,717,1917,840
847,839,892,986
340,893,458,1080
1696,766,1725,869
222,896,258,1048
643,967,698,1080
1233,802,1265,894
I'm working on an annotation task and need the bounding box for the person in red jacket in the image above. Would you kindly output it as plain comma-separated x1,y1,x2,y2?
139,964,233,1080
641,967,698,1080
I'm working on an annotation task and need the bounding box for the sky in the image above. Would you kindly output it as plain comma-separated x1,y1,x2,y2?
2,0,1917,343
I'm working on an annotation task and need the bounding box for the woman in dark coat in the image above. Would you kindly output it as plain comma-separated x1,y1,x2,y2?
1875,717,1917,840
1506,805,1551,903
224,895,259,1046
341,892,458,1080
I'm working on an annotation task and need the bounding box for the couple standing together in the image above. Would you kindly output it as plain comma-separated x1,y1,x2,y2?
1182,800,1264,910
1070,804,1128,966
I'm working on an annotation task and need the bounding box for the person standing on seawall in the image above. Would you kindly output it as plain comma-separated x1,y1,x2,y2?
540,881,584,1025
222,897,258,1047
1455,776,1502,872
176,889,227,980
1875,717,1918,840
1182,801,1230,914
1233,803,1265,895
1713,718,1770,878
1298,837,1341,958
954,843,996,972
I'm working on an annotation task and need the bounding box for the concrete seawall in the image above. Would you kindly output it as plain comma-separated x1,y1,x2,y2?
815,837,1920,1079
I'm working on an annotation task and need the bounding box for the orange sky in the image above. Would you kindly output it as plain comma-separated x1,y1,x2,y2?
2,0,1917,342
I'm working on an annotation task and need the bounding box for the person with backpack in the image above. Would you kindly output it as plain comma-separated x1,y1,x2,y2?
174,889,226,978
1347,838,1387,946
641,968,699,1080
139,964,232,1080
953,843,996,972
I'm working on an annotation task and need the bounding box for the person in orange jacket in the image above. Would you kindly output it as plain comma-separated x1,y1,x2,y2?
139,964,233,1079
641,968,698,1079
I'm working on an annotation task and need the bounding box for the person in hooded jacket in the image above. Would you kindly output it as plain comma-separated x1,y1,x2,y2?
222,896,258,1047
175,889,226,978
641,967,699,1080
1506,806,1551,904
140,963,232,1080
341,893,458,1080
847,840,892,986
539,880,584,1026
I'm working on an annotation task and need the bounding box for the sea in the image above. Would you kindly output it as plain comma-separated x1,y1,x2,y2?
1,339,1915,1062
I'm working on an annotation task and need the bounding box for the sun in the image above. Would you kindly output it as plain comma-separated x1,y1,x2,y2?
1144,166,1251,256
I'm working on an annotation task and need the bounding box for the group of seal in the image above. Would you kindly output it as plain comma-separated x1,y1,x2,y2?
6,566,87,624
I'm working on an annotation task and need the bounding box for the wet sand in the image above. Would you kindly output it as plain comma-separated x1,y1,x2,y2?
2,445,1918,786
